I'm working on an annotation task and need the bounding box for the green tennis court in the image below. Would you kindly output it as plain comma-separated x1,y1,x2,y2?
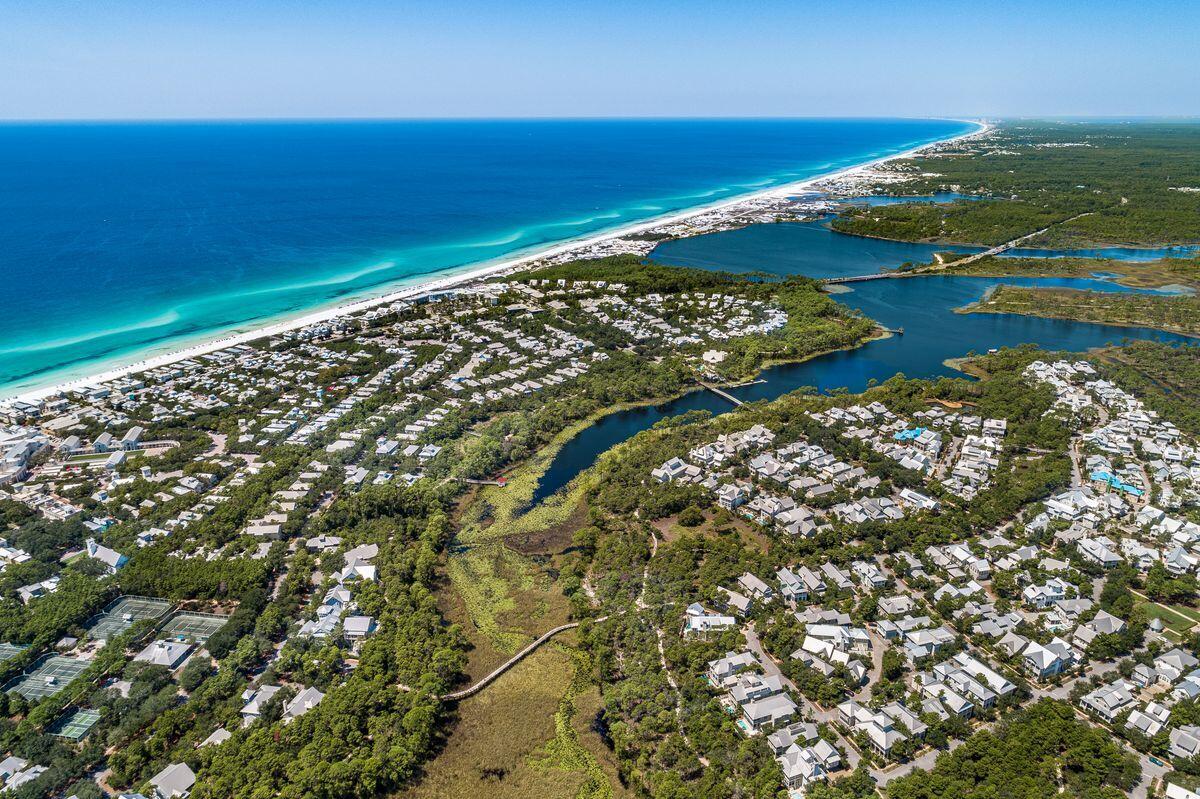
0,643,28,664
160,611,229,644
86,596,171,641
8,655,90,700
52,707,102,740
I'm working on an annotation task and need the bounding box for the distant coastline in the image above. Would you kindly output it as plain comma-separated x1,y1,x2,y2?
3,119,987,404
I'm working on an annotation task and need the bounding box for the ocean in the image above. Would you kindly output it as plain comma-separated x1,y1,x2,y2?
0,118,974,397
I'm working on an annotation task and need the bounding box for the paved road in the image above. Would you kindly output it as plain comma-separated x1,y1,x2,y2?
742,625,862,770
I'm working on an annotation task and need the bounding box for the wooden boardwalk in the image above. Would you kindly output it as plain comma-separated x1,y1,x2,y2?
696,380,745,406
401,617,607,701
442,621,585,700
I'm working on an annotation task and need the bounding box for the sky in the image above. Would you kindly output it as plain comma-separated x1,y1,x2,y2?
1,0,1197,119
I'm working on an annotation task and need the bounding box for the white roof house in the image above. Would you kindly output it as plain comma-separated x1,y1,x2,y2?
149,761,196,798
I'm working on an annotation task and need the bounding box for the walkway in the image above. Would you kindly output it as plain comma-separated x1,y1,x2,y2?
639,531,706,762
441,620,592,700
400,619,599,701
696,379,745,407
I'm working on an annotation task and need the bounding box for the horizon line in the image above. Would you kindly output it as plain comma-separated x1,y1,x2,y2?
0,114,1196,125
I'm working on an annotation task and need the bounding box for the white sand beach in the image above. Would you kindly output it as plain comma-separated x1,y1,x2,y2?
5,120,988,404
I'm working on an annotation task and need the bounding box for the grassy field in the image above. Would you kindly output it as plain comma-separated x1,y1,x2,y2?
397,639,623,799
1136,599,1200,640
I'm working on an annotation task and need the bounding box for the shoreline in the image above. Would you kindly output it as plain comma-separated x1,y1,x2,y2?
4,119,988,404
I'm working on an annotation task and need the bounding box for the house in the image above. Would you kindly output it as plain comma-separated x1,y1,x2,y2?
651,457,690,483
85,538,128,573
717,586,753,616
1022,578,1068,609
1078,537,1122,569
1166,784,1200,799
199,727,232,747
742,692,798,731
795,566,827,596
283,686,325,722
717,484,748,510
707,651,758,686
17,577,60,605
838,701,908,758
737,572,773,601
820,562,854,592
1126,701,1170,738
1072,610,1127,650
343,615,377,642
1022,638,1080,680
1131,663,1158,688
776,567,808,603
684,604,736,636
776,737,841,789
1156,648,1200,684
121,426,145,451
133,640,193,670
1080,680,1136,723
1170,725,1200,761
149,761,196,798
767,721,819,755
240,684,282,727
0,755,46,791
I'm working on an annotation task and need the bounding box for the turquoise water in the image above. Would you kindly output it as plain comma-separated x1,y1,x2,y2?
0,118,977,396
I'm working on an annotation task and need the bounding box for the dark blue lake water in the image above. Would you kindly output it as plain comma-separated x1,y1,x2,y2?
532,225,1194,503
652,219,1200,278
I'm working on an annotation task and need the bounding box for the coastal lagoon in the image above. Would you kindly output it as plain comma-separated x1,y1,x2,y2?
533,228,1193,502
652,218,1200,277
0,118,976,396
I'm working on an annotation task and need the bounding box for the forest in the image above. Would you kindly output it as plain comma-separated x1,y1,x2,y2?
830,121,1200,248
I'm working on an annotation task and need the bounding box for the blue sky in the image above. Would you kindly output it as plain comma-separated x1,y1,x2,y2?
1,0,1197,119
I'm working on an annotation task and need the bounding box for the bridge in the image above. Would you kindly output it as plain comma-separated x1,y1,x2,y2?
821,273,896,285
696,380,745,406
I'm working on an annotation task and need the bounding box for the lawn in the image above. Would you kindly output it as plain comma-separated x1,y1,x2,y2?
1136,600,1200,639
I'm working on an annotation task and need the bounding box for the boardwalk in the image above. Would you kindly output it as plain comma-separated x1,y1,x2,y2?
696,379,745,407
402,618,604,702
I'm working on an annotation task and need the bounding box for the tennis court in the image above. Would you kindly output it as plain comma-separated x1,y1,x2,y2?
52,707,102,741
8,655,90,700
0,643,28,664
86,596,171,641
160,611,229,644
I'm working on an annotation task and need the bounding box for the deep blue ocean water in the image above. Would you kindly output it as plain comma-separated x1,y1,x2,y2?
0,118,975,395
